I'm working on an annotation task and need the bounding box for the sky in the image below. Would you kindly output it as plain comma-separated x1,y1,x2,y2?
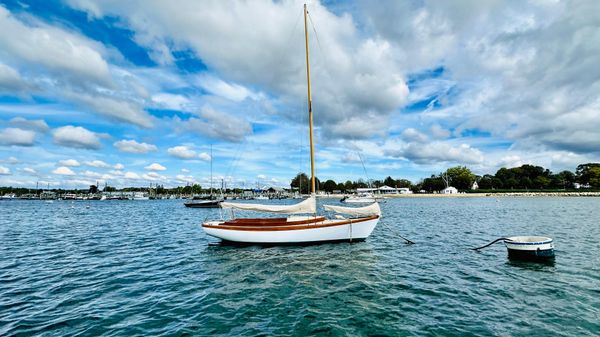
1,0,599,189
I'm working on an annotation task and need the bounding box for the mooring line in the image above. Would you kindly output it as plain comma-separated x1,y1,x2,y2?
471,237,511,251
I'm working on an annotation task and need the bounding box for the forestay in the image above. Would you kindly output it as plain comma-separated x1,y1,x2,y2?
220,196,316,214
323,202,381,216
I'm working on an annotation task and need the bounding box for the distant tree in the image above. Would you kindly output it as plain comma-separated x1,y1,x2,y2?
396,179,413,188
322,179,337,193
344,180,354,191
576,163,600,185
445,166,476,190
383,176,396,187
588,166,600,188
422,175,445,192
477,174,495,189
88,185,98,194
290,173,318,194
102,185,115,192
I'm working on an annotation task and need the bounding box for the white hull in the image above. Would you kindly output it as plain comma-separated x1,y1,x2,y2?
342,198,376,203
202,217,379,244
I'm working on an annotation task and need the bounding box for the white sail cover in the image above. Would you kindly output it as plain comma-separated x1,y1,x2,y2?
323,202,381,216
220,196,316,214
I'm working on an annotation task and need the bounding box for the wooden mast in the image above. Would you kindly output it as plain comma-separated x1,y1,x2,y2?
304,3,316,194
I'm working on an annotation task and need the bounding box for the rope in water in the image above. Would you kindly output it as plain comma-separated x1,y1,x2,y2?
399,234,415,245
471,237,511,250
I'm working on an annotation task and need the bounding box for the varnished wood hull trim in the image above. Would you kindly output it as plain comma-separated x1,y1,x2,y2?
201,217,379,244
223,216,326,227
204,215,378,231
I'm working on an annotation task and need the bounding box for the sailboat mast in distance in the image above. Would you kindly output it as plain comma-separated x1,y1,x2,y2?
304,3,316,194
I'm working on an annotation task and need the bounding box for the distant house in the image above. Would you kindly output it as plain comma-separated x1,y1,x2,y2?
441,186,458,194
471,181,479,190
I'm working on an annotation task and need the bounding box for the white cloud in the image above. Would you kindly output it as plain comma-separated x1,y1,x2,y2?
58,159,81,167
113,139,157,153
151,93,191,111
181,168,190,173
124,171,141,180
85,160,110,168
9,117,49,132
0,62,29,93
142,172,165,181
167,145,209,160
144,163,166,171
114,163,124,170
22,167,37,175
176,105,252,142
66,92,154,128
0,6,110,84
198,152,211,161
0,127,35,146
52,125,102,150
0,165,10,175
52,166,76,175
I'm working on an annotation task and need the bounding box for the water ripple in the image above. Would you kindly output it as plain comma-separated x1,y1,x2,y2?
1,198,599,336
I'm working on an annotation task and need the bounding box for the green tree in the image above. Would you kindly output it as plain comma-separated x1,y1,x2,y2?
576,163,600,185
588,166,600,188
322,179,337,193
445,166,476,190
290,173,319,194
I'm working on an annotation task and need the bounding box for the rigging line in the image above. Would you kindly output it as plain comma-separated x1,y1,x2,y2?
307,9,373,186
269,9,303,86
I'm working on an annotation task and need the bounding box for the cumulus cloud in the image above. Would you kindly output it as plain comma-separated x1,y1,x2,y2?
58,159,81,167
167,145,210,160
0,127,35,146
9,117,49,132
114,163,124,170
52,166,76,175
65,1,409,140
113,139,158,153
144,163,166,171
0,6,110,84
151,93,191,111
0,165,10,175
85,160,110,168
52,125,101,150
175,106,252,142
124,171,141,180
0,62,29,93
67,92,154,128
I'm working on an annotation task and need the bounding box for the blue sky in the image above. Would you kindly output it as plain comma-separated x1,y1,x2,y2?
1,0,599,189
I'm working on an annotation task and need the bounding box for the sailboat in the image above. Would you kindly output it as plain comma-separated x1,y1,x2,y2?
185,145,223,208
200,4,380,244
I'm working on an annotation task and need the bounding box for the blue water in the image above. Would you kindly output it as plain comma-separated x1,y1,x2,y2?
1,197,599,336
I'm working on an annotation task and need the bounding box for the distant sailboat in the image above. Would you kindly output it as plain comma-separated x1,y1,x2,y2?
200,4,380,244
185,145,223,208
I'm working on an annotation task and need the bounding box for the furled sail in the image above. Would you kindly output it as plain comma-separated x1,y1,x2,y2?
323,202,381,216
220,196,316,214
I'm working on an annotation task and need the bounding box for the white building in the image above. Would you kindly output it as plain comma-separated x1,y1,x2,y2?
471,181,479,190
441,186,458,194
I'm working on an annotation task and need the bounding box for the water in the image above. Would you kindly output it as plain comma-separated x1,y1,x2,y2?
1,197,599,336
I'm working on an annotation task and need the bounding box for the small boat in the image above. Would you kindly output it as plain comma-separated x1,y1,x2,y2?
341,193,376,203
132,192,149,200
200,4,380,244
504,236,555,260
184,199,222,208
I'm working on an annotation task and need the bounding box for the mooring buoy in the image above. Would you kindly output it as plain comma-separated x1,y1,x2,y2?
472,236,555,261
503,236,554,261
